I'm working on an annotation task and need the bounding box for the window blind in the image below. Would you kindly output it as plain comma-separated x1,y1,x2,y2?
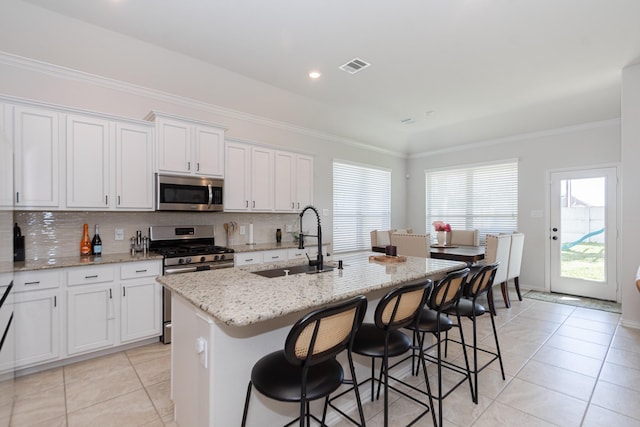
333,162,391,253
425,160,518,243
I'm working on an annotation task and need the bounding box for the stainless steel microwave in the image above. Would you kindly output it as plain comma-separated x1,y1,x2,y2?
156,174,223,211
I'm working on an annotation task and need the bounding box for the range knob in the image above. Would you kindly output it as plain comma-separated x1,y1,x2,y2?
220,254,226,260
185,257,192,264
200,256,206,263
214,255,219,261
178,258,185,264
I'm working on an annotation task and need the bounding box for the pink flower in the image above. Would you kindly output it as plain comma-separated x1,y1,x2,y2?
432,221,451,232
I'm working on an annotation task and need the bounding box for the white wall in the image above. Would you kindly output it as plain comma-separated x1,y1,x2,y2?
621,63,640,328
407,121,621,292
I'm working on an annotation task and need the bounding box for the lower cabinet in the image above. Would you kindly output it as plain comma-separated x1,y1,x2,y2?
13,260,162,370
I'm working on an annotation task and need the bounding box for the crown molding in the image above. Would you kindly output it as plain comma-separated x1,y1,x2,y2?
409,118,621,159
0,51,407,158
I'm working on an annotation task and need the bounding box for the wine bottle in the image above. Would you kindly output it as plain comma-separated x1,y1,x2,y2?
80,223,92,256
92,224,102,256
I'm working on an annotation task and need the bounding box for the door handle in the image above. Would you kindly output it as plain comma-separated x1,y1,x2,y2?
552,236,558,240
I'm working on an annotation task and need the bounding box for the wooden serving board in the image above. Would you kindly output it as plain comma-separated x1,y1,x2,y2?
368,255,407,263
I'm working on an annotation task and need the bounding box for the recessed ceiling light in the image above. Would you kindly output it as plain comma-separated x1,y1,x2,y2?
401,118,416,125
309,71,321,79
424,110,435,117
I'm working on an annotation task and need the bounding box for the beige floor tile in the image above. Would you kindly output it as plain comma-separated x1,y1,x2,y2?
14,367,64,397
598,361,640,393
610,334,640,354
516,359,596,401
570,307,620,325
472,400,557,427
496,377,588,426
555,324,614,346
563,317,618,335
67,388,159,427
10,385,67,427
133,354,170,387
11,414,67,427
145,380,174,423
591,380,640,420
63,352,131,384
65,364,143,413
544,334,609,360
606,346,640,369
126,342,170,366
582,404,640,427
532,345,602,377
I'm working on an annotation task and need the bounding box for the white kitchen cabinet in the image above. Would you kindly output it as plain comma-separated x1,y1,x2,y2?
119,261,162,343
13,105,60,208
66,265,116,355
224,141,274,211
12,270,62,369
151,113,225,177
234,252,264,266
66,114,110,209
262,249,288,263
274,151,314,212
0,104,13,209
115,122,154,210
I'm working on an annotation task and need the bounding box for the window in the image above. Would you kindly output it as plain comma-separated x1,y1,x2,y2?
333,161,391,252
425,160,518,243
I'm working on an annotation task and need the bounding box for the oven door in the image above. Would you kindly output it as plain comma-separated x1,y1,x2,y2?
156,174,223,211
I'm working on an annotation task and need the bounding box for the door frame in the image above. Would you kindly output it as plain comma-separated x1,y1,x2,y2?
545,164,620,302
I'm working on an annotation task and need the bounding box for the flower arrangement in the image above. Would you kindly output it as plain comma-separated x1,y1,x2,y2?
432,221,451,232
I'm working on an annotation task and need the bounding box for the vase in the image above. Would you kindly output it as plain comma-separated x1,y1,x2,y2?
437,231,450,246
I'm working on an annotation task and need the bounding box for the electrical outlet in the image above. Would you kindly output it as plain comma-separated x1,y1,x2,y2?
115,228,124,241
286,224,292,232
239,226,246,235
323,208,329,216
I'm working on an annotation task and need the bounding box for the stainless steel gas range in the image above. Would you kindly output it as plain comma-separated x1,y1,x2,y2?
149,225,234,344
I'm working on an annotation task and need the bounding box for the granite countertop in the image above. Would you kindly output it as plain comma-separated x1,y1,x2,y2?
227,241,328,253
12,253,164,272
157,252,466,327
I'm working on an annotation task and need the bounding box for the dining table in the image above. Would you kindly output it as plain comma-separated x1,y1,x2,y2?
430,245,485,263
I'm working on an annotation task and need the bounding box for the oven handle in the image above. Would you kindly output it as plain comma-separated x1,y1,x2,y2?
164,266,199,275
207,184,213,209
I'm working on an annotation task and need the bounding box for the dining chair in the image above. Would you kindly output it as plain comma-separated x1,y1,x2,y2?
444,262,505,402
483,234,512,315
241,295,368,427
449,229,480,246
389,233,431,258
506,232,525,301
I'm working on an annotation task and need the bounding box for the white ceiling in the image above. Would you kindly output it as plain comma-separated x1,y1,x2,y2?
19,0,640,154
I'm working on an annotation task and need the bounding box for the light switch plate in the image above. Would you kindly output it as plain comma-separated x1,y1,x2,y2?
115,228,124,241
323,208,329,216
286,224,292,232
239,225,246,235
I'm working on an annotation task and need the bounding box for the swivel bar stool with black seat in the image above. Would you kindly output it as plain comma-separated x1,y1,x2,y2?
336,280,436,427
241,295,367,427
406,268,473,427
444,262,505,403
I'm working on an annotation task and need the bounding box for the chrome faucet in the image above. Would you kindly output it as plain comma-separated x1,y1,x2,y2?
298,205,323,271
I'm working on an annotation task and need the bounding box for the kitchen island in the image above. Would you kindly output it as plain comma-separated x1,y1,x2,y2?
157,252,466,426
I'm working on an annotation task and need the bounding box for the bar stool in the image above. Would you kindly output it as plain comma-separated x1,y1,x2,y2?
241,295,367,427
444,262,505,402
337,280,436,427
406,268,473,427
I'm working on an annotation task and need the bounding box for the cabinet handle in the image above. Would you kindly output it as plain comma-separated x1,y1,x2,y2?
85,275,98,279
271,256,279,259
197,163,200,172
118,195,121,205
292,202,294,209
16,192,20,203
109,288,112,299
245,200,249,208
105,195,108,205
54,295,57,307
135,269,147,273
123,287,126,297
252,201,255,208
24,281,41,285
187,161,191,170
246,258,253,262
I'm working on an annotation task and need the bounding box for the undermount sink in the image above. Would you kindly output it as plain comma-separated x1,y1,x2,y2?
252,264,335,278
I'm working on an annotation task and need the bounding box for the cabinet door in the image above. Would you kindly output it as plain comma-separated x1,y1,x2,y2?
251,146,274,211
115,122,154,210
120,280,161,342
14,106,60,208
274,151,296,212
295,154,314,210
66,115,110,209
13,290,60,368
0,104,13,209
224,142,251,211
157,118,191,174
67,284,116,355
194,125,224,177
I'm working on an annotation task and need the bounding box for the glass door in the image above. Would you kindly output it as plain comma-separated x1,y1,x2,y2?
549,167,617,300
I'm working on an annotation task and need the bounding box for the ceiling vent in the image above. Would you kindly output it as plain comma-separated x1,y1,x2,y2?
339,58,371,74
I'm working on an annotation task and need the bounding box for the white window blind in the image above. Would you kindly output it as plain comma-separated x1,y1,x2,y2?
425,160,518,243
333,162,391,253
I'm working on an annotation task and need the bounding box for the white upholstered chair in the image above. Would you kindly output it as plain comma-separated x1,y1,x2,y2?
506,232,525,301
483,234,512,315
449,229,480,246
371,229,413,252
390,233,431,258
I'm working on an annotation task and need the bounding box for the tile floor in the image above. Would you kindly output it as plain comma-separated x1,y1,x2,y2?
6,291,640,426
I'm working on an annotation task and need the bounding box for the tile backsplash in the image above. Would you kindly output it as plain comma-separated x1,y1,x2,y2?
14,211,301,260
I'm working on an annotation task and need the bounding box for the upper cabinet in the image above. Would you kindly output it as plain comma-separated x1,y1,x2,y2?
0,104,13,209
274,151,314,212
149,112,225,177
225,140,313,213
14,106,61,208
114,122,154,210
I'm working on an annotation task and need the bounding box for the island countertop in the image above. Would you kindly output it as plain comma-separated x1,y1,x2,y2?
156,252,466,327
